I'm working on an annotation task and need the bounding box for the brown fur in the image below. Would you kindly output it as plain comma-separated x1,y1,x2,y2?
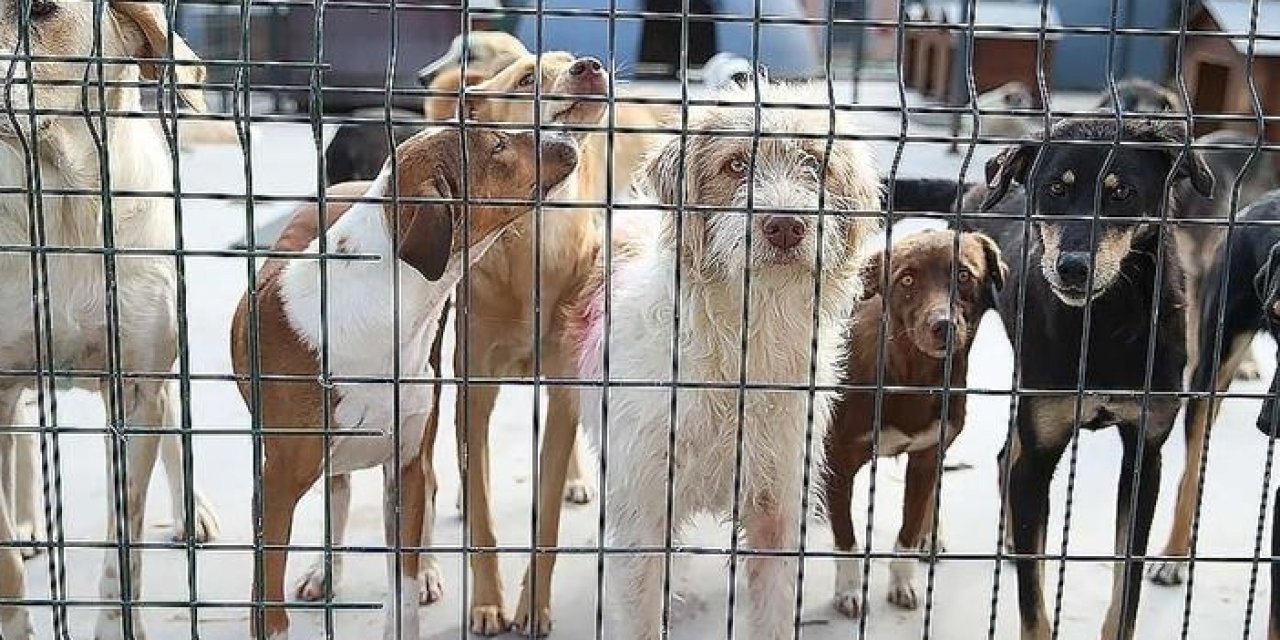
824,230,1006,617
229,127,570,640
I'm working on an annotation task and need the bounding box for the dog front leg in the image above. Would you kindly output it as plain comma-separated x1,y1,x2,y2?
382,458,426,640
606,483,667,640
890,446,944,611
744,503,800,640
295,473,351,601
1009,424,1064,640
826,442,870,618
1101,425,1165,640
455,381,508,635
0,462,33,640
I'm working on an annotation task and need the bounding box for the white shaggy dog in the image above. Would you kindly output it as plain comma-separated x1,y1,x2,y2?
572,82,881,639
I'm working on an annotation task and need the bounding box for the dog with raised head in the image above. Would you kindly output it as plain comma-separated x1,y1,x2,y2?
1250,228,1280,640
961,118,1213,640
825,229,1006,618
572,81,881,639
229,126,579,640
295,50,628,637
0,3,223,638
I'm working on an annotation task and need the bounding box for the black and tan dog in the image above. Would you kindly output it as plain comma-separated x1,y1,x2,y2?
1142,194,1280,625
961,118,1214,640
1252,226,1280,640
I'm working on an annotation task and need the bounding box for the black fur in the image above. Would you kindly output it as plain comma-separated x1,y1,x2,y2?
960,118,1205,639
882,177,973,214
324,121,420,186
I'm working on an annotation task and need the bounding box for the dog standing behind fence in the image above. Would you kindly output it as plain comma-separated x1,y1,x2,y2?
229,127,579,640
825,229,1006,619
572,81,880,639
0,3,223,639
963,118,1212,640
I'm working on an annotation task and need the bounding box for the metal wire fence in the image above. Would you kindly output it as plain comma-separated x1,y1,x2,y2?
0,0,1277,638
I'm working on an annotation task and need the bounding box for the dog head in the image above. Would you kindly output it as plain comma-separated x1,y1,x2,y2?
458,51,608,134
861,230,1006,358
981,118,1213,307
416,30,528,88
387,126,578,281
1094,78,1184,114
1254,241,1280,436
0,0,206,139
636,81,881,283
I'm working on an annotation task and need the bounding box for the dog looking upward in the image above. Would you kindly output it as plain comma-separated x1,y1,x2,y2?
573,81,881,639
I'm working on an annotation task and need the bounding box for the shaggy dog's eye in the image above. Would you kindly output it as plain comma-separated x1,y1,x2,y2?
726,157,749,176
28,0,56,19
1046,181,1067,198
1110,183,1133,201
957,268,971,282
517,73,535,88
491,136,507,155
898,273,915,288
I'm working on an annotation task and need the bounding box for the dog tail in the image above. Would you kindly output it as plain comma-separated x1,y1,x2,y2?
882,177,972,214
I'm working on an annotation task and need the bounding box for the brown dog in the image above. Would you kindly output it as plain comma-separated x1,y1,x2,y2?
440,50,667,636
825,229,1006,619
230,126,578,640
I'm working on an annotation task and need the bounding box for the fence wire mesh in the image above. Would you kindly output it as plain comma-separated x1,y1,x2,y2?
0,0,1276,638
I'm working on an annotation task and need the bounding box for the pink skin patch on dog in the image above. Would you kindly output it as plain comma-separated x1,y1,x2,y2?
575,285,607,379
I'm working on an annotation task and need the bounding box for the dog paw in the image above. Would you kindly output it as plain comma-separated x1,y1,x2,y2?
171,493,221,543
1147,560,1187,586
14,521,42,560
832,590,863,619
469,605,509,636
294,561,339,601
512,603,553,637
887,580,919,610
93,610,145,640
1236,360,1263,381
563,481,595,505
418,560,444,604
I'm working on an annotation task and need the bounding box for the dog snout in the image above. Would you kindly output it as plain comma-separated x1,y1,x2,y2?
1055,251,1091,288
928,313,957,341
570,57,603,76
538,134,579,185
762,215,806,250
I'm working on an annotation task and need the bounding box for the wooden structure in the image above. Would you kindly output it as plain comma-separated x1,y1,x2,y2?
1184,0,1280,143
903,1,1060,106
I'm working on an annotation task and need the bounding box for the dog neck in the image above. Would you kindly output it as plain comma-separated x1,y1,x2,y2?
278,172,498,365
0,72,172,247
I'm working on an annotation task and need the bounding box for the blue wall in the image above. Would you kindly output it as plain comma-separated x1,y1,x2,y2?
1051,0,1175,90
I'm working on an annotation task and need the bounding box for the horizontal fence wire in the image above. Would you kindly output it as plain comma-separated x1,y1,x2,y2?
0,0,1275,638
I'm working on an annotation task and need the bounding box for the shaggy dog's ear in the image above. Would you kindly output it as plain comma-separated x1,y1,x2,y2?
636,137,686,205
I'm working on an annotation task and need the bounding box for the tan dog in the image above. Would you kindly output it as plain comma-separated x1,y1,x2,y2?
230,126,578,640
0,3,221,639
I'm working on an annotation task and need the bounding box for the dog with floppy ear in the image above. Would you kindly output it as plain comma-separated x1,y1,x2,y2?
825,230,1006,619
0,3,219,639
961,118,1211,640
230,126,579,640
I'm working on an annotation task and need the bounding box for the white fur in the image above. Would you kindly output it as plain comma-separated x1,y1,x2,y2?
278,172,499,477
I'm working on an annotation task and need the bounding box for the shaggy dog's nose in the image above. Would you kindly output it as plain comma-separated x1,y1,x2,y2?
1055,251,1091,287
763,215,805,250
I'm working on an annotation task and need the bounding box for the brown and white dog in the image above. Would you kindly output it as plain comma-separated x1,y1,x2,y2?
573,81,881,639
0,3,221,639
825,230,1006,618
229,126,579,640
